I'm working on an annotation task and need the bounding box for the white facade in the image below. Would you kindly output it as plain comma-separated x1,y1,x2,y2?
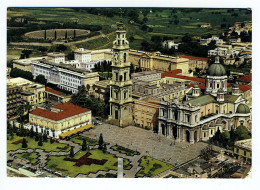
31,61,97,93
74,48,92,63
47,52,65,64
162,40,180,50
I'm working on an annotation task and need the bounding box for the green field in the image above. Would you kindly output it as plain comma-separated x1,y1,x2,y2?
46,149,132,177
136,156,173,177
7,134,70,152
7,8,251,51
15,152,39,164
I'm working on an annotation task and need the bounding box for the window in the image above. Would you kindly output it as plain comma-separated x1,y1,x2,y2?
236,148,239,154
115,110,118,119
211,130,213,135
244,150,247,157
124,53,126,63
124,72,127,81
116,73,118,81
124,92,127,99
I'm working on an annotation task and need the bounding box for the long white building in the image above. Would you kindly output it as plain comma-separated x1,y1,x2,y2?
31,59,99,93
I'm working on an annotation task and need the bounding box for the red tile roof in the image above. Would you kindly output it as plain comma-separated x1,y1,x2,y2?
237,74,252,82
30,102,90,121
161,69,182,78
148,102,159,105
187,83,205,90
162,69,205,83
239,85,252,92
181,55,209,61
45,87,62,95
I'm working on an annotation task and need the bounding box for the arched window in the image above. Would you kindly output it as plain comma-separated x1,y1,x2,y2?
124,53,127,63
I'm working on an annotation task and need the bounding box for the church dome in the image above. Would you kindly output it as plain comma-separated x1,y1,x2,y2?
236,104,250,114
207,63,226,76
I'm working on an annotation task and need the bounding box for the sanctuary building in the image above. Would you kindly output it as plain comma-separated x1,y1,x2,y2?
158,56,251,144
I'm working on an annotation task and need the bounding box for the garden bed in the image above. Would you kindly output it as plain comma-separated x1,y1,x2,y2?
110,145,140,156
136,156,172,178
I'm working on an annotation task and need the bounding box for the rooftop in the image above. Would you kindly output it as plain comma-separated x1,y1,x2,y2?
239,85,251,92
237,74,252,82
181,55,209,61
45,87,62,96
183,95,215,106
234,139,251,151
30,102,90,121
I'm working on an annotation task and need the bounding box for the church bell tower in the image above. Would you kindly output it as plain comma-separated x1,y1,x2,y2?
108,20,133,127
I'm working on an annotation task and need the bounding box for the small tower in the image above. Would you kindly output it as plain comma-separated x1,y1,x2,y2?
205,55,227,96
217,88,225,102
192,84,201,97
232,83,240,96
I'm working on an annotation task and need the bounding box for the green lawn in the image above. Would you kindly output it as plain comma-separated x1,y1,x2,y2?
7,134,70,152
136,156,173,178
110,145,140,156
46,149,132,177
15,152,39,164
70,135,109,146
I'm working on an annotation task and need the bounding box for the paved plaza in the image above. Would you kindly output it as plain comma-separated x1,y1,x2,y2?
82,123,223,178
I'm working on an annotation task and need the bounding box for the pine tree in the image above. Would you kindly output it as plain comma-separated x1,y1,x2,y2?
35,133,39,141
70,147,74,157
22,138,28,148
73,29,76,38
102,143,107,153
98,133,103,150
43,133,48,142
54,30,57,40
29,127,34,138
44,30,47,40
82,139,87,151
65,30,68,40
38,136,43,146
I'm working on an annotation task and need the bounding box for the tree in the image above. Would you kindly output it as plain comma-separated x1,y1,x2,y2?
38,136,43,146
82,139,87,151
73,29,76,38
29,127,34,138
102,143,107,153
129,36,134,42
22,138,28,148
98,133,103,150
44,30,47,40
65,30,68,40
55,44,67,52
16,104,25,122
174,19,179,25
54,30,57,40
35,133,39,141
70,147,74,157
182,34,192,43
43,133,48,142
235,125,250,140
130,63,135,74
35,75,47,85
